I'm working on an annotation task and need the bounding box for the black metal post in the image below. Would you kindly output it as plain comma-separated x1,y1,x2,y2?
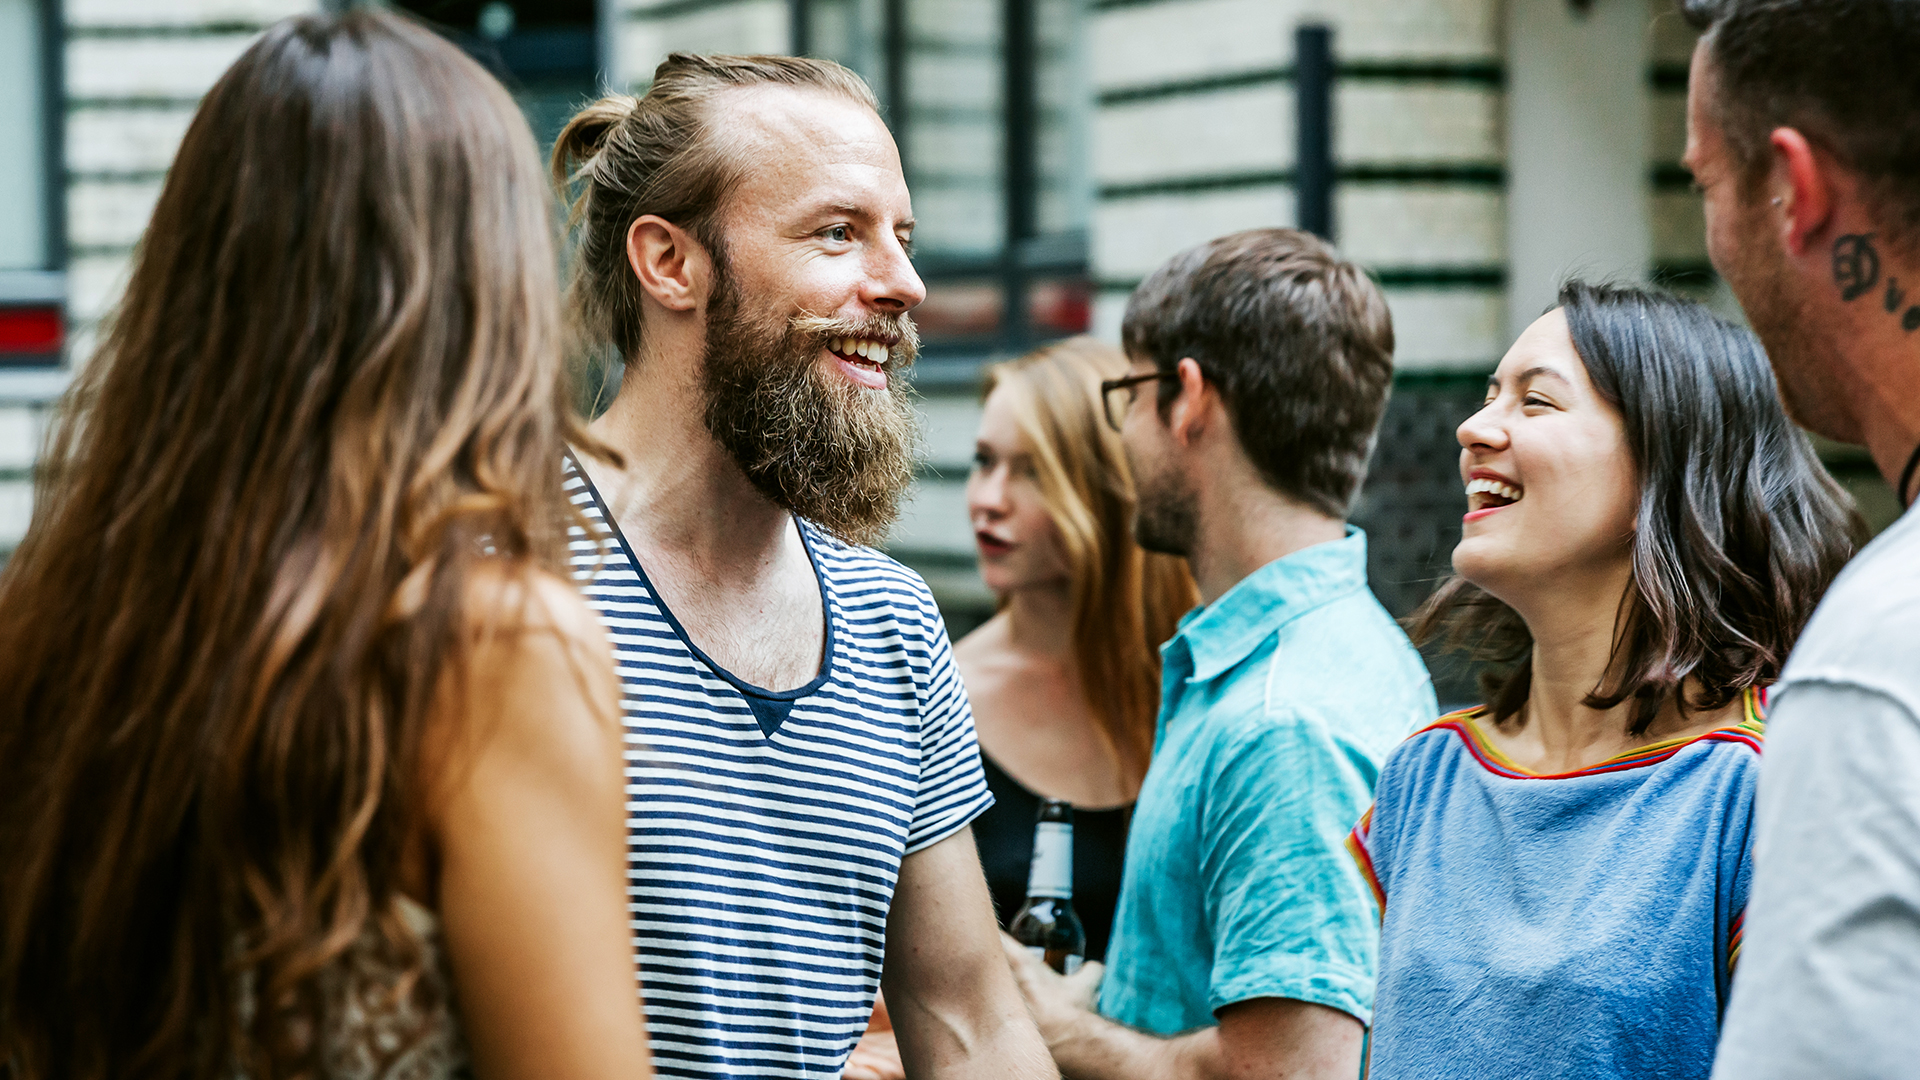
41,0,66,272
789,0,810,55
1294,23,1334,241
1003,0,1037,345
883,0,908,164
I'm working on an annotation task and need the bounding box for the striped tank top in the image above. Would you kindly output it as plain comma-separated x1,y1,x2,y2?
564,456,993,1079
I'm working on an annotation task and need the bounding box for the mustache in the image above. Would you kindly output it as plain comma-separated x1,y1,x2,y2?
789,312,921,368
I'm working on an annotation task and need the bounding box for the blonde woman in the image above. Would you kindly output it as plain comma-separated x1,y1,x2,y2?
843,337,1196,1080
959,336,1198,947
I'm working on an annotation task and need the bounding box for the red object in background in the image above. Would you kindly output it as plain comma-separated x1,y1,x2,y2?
0,306,63,355
915,281,1004,337
1029,279,1092,335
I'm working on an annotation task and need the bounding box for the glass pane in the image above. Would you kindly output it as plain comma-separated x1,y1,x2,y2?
1032,0,1089,241
0,0,47,270
807,0,889,102
906,0,1004,261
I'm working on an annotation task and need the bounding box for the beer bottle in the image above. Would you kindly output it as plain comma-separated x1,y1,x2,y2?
1009,798,1087,974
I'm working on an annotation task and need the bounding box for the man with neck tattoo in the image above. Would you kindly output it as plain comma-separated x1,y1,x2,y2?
548,55,1055,1080
1680,2,1920,1076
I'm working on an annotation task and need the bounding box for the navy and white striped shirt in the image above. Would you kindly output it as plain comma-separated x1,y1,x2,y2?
565,458,993,1079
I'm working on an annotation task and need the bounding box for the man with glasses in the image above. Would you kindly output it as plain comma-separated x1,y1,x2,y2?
1002,228,1436,1080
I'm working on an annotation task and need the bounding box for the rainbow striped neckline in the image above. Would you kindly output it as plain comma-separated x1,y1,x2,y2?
1428,687,1766,780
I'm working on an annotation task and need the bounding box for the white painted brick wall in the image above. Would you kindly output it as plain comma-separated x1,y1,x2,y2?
918,396,983,473
1382,287,1504,369
1093,0,1498,94
1095,84,1500,188
615,0,790,88
0,406,40,470
1093,185,1292,282
67,0,311,28
67,106,197,174
68,178,164,251
1649,89,1687,165
889,473,973,557
67,33,262,100
0,404,38,549
1341,84,1500,165
0,480,31,549
68,252,134,326
1097,88,1289,186
912,186,1005,258
1339,186,1503,267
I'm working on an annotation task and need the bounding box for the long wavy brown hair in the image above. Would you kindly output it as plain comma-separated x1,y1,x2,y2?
982,337,1198,790
0,12,591,1078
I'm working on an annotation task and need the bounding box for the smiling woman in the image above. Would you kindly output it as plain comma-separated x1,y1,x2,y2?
1418,280,1861,732
1350,280,1865,1080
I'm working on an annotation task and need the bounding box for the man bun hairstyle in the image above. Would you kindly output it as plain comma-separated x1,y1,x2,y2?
551,53,881,362
1685,0,1920,252
1120,227,1395,518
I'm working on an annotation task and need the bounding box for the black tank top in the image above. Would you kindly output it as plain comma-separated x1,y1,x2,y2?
971,753,1131,962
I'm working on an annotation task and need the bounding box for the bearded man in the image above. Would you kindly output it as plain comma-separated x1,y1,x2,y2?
549,55,1055,1080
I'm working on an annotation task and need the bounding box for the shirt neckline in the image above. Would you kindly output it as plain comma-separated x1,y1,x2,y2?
566,449,838,704
1171,527,1370,683
1435,686,1766,780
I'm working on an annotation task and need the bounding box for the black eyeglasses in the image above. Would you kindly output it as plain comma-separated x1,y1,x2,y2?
1099,371,1178,431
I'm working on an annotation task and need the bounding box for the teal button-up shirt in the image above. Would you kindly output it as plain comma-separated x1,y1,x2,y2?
1097,529,1436,1034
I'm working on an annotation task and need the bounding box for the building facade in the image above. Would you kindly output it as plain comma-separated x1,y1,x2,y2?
2,0,1886,696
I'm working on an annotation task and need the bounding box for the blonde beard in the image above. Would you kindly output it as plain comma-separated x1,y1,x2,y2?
699,276,923,547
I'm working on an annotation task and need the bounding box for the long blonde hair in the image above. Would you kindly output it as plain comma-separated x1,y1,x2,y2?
983,337,1198,790
0,13,590,1077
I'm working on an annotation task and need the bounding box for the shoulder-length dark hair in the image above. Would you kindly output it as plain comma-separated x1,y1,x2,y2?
1413,280,1865,734
0,12,593,1079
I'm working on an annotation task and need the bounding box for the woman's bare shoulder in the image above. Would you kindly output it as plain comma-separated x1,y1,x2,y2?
437,562,621,767
461,562,608,650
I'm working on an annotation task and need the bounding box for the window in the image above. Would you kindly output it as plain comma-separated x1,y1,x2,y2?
0,0,65,367
392,0,603,150
799,0,1093,370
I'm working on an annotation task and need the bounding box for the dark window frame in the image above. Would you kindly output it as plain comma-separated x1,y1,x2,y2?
794,0,1091,373
0,0,68,370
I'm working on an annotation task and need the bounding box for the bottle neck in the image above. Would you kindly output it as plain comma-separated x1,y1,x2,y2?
1027,820,1074,899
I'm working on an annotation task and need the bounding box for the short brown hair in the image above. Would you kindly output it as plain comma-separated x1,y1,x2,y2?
1687,0,1920,250
1120,228,1395,518
551,53,880,362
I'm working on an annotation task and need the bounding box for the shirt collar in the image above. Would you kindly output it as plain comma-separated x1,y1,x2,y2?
1170,527,1370,683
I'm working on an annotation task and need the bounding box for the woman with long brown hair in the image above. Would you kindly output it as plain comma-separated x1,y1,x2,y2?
0,12,650,1080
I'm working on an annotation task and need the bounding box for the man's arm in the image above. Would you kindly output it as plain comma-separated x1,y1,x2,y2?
1712,682,1920,1080
879,827,1058,1080
1002,940,1361,1080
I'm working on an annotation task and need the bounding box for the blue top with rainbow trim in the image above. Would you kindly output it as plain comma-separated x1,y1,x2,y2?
1349,690,1764,1080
